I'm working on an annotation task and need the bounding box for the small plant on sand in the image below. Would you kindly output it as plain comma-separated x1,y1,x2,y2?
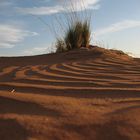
56,20,91,53
29,0,92,54
55,1,91,53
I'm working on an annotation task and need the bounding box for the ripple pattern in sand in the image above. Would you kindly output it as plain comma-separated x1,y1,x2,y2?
0,59,140,97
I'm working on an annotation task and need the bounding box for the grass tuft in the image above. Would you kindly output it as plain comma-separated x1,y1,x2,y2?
56,20,91,52
56,38,67,53
55,1,91,53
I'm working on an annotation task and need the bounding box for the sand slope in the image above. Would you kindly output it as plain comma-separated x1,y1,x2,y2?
0,47,140,140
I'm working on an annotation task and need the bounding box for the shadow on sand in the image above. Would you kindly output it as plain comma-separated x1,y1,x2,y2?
0,118,28,140
0,96,61,117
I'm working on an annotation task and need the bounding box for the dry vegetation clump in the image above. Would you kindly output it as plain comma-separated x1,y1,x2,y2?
55,39,68,53
55,1,91,53
56,20,91,53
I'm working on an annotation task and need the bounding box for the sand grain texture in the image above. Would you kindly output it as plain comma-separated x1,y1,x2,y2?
0,47,140,140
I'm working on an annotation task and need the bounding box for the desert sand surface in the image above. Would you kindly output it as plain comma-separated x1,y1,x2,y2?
0,47,140,140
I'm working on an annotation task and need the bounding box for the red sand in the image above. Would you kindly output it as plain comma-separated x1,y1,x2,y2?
0,47,140,140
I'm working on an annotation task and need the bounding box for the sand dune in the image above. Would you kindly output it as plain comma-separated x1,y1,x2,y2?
0,47,140,140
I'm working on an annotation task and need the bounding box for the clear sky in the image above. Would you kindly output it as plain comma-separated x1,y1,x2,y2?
0,0,140,57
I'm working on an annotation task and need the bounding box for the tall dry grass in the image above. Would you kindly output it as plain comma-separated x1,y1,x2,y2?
30,0,92,53
55,1,91,53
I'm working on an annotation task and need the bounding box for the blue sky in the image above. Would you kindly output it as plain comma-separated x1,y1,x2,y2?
0,0,140,57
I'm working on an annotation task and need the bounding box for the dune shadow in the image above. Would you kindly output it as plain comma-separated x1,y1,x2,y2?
106,105,140,116
115,100,140,104
94,120,130,140
0,96,61,117
0,67,20,82
0,118,28,140
63,120,130,140
1,84,140,99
